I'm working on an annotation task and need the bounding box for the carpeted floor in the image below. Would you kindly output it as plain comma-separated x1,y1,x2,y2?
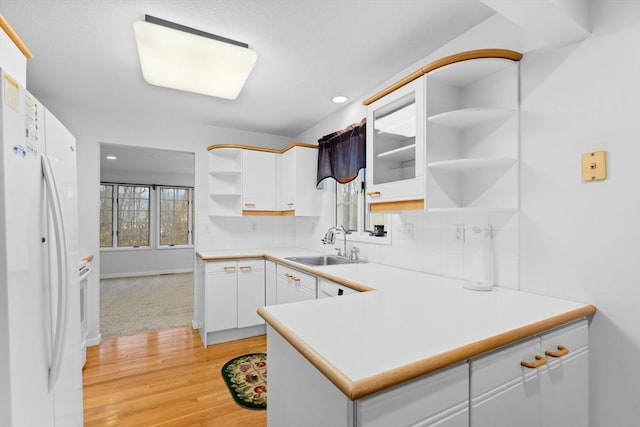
100,273,193,339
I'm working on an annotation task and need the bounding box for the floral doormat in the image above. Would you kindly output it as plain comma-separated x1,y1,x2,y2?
221,353,267,410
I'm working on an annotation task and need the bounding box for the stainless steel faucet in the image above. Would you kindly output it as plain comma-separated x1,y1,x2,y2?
321,226,350,257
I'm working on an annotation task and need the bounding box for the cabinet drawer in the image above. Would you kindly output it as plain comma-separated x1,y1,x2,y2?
357,363,468,427
541,319,588,360
471,337,540,397
206,260,239,274
237,259,264,273
277,265,316,295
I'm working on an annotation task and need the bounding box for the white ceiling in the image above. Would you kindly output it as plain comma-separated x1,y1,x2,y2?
1,0,494,138
100,144,194,178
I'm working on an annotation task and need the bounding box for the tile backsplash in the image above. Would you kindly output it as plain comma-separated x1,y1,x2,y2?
199,208,519,290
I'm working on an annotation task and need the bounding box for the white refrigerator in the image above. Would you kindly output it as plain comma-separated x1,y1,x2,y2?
0,69,84,426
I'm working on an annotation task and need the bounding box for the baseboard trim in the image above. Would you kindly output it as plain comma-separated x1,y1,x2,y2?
202,324,266,346
100,268,193,280
87,333,102,347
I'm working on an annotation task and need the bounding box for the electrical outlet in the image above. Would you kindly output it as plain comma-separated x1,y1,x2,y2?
404,224,414,239
455,224,465,242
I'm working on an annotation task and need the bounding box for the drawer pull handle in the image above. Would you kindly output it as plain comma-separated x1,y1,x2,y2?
521,355,547,369
366,191,381,197
244,203,256,207
223,266,236,271
239,266,252,270
287,203,294,207
292,277,300,283
284,273,293,278
545,345,569,358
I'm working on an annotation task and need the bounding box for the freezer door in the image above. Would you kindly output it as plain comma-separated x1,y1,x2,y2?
0,71,55,427
43,108,83,426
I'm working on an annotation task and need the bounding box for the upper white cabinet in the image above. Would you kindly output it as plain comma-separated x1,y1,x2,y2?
277,145,321,215
363,49,521,213
425,56,519,212
242,150,277,212
208,143,320,216
366,77,426,211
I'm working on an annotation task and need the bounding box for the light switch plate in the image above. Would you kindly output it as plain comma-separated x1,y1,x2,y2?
581,150,607,182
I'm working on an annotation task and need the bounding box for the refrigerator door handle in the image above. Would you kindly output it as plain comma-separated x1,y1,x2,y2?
42,155,70,391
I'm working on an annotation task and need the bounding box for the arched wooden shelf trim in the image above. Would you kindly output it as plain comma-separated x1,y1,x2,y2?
207,141,317,153
0,14,33,59
363,48,522,106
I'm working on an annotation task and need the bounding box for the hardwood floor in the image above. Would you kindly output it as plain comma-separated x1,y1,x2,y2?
83,327,267,426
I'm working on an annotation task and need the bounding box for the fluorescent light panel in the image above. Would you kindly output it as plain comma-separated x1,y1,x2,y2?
133,15,257,100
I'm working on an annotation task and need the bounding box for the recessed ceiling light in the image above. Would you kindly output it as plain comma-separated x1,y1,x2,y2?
332,95,348,104
133,15,257,100
106,156,117,160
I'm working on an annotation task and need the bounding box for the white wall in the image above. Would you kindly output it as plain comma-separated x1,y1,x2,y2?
40,99,291,345
518,3,640,425
294,14,531,289
296,4,640,425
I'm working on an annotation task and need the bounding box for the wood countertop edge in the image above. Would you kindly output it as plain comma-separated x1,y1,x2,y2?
196,252,374,292
258,307,356,399
260,304,596,401
196,252,267,261
263,255,375,293
207,141,317,153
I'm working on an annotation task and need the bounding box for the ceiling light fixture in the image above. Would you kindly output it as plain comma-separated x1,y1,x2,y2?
106,155,117,160
133,15,257,100
332,95,348,104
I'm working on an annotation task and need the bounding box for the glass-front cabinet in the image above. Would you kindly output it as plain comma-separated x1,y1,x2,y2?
366,77,426,211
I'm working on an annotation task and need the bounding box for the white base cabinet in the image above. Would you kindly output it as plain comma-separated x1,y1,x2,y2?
266,319,589,427
470,319,588,427
201,259,265,345
275,264,317,304
266,327,469,427
357,363,468,427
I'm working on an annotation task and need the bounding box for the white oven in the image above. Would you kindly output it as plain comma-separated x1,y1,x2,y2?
78,260,91,368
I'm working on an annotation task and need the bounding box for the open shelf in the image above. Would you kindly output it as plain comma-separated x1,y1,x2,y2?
374,103,416,137
428,158,516,172
209,192,241,197
209,170,241,177
427,107,515,129
427,207,518,213
376,144,416,162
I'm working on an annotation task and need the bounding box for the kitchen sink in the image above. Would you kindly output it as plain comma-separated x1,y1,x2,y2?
284,255,363,266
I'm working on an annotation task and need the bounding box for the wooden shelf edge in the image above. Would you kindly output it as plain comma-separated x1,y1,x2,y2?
369,199,424,212
207,141,317,153
242,210,295,216
363,48,522,106
0,14,33,59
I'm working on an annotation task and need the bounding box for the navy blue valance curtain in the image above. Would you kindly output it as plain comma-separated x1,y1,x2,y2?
316,118,366,188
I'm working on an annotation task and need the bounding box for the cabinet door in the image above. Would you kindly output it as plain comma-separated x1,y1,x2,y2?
237,261,266,328
470,338,541,427
366,76,425,204
277,149,296,211
206,264,238,332
540,320,589,427
242,150,276,211
265,260,277,306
